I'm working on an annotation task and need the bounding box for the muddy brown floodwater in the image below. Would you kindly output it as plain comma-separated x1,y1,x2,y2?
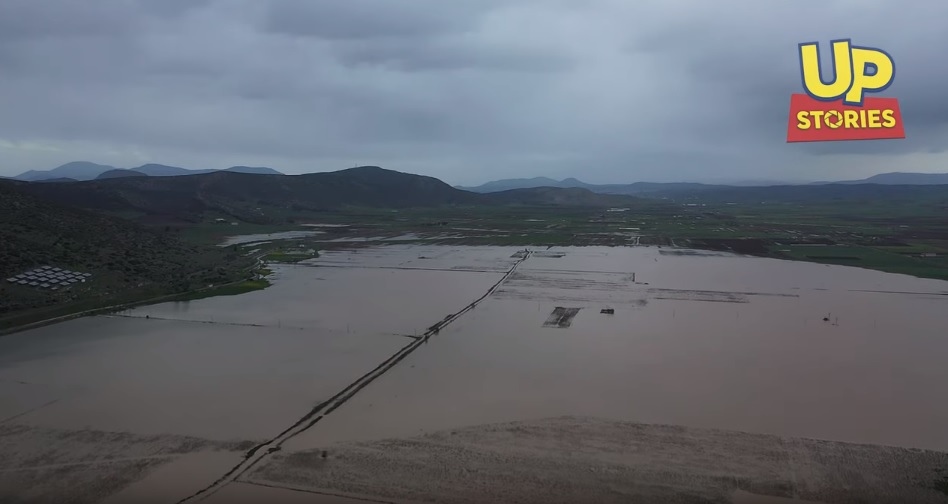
1,245,947,503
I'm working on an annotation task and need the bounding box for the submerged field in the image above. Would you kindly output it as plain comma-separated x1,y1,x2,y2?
8,187,946,335
210,197,948,282
1,245,947,503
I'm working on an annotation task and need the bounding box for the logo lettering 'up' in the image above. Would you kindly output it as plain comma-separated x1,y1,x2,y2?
799,39,895,106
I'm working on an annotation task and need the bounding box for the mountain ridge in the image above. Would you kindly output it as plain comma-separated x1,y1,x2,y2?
460,171,948,194
96,169,148,180
14,166,641,226
14,162,284,181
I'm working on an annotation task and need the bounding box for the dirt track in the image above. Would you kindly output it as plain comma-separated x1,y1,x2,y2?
0,424,255,503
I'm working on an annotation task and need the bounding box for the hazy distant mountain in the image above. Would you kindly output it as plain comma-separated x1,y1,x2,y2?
14,162,284,182
132,163,210,177
702,179,810,186
457,177,594,192
823,172,948,185
96,169,148,180
463,172,948,195
459,177,714,195
224,166,283,175
15,161,117,181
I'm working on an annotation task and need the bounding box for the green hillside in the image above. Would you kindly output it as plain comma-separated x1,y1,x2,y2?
0,181,255,329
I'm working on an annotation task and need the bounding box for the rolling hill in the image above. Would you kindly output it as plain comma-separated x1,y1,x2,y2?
0,180,252,321
34,178,78,183
224,166,283,175
17,166,644,225
96,169,148,180
482,187,640,206
133,164,199,176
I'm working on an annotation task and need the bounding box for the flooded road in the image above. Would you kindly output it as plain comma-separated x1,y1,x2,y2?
1,245,947,503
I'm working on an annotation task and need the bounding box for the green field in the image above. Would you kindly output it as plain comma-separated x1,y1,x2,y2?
773,245,948,280
172,279,272,302
218,198,948,282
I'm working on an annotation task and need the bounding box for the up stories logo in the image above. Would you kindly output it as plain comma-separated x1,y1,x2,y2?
787,39,905,142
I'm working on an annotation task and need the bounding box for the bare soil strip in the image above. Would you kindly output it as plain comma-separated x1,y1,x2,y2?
0,424,254,503
247,416,948,504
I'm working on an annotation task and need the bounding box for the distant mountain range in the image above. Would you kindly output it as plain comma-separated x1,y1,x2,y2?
12,161,283,182
11,160,948,189
457,178,729,196
8,166,643,226
4,163,948,257
817,172,948,185
457,172,948,194
457,177,592,192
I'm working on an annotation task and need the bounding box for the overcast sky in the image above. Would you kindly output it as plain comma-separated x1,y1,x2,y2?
0,0,945,185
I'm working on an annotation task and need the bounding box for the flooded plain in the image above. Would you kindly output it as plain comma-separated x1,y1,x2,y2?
1,245,947,503
285,246,948,452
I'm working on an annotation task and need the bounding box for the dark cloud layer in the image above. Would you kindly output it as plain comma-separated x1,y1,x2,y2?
263,0,497,40
0,0,944,184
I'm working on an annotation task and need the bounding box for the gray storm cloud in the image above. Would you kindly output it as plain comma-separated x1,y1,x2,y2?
0,0,944,184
